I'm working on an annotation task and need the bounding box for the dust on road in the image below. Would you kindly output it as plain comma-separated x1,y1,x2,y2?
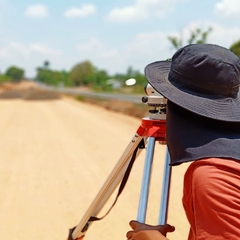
0,82,190,240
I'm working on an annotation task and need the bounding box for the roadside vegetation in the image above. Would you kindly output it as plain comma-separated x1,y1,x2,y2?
1,28,240,95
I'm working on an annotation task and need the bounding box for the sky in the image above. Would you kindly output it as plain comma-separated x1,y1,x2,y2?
1,0,240,78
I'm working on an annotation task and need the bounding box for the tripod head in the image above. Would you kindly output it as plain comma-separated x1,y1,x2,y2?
142,84,167,120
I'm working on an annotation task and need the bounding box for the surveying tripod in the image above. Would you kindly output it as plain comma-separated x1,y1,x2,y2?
68,84,172,240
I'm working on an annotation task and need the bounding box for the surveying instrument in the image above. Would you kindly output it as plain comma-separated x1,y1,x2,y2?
68,84,172,240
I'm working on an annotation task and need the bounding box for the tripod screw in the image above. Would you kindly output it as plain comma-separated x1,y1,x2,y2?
142,96,148,103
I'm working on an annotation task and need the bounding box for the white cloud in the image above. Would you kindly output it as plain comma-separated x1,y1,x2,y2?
126,33,171,71
168,21,240,48
2,20,240,78
64,4,96,18
214,0,240,18
207,23,240,47
75,21,240,75
107,0,187,22
10,42,30,57
0,48,9,58
125,31,171,62
0,42,30,59
30,43,63,56
76,38,119,72
24,4,48,18
119,21,240,73
75,34,171,75
0,42,64,77
107,6,147,22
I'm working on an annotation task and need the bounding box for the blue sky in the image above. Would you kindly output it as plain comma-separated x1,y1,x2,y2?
1,0,240,78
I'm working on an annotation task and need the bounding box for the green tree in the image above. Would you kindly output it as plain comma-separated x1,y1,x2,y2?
168,27,213,50
94,69,108,86
43,60,50,69
69,60,95,86
229,40,240,58
35,68,72,86
5,66,24,82
0,75,12,83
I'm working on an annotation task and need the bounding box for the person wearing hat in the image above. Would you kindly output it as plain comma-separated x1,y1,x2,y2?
126,44,240,240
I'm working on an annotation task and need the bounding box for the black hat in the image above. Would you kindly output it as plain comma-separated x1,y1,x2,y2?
145,44,240,122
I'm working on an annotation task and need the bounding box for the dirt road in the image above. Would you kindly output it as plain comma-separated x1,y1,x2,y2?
0,94,190,239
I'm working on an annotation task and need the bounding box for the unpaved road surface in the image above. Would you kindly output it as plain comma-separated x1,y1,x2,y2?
0,90,190,239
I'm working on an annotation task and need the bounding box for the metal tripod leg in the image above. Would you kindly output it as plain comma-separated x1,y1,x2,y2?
159,149,171,225
137,137,156,222
137,139,172,225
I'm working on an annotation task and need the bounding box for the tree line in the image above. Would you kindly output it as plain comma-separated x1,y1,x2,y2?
1,28,240,93
0,59,148,93
35,60,147,92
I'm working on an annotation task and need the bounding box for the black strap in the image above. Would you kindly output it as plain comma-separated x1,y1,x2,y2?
89,138,145,222
68,139,145,239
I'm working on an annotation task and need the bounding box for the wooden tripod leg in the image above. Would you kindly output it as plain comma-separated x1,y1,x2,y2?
71,132,144,240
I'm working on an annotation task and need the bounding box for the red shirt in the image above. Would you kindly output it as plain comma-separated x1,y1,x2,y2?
183,158,240,239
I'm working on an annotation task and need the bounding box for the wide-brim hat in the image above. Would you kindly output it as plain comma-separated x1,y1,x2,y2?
145,44,240,122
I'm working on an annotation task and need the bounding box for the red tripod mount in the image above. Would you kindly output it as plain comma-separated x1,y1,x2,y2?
137,117,166,143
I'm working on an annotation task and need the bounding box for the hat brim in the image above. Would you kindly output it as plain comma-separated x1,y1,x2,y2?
145,61,240,122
